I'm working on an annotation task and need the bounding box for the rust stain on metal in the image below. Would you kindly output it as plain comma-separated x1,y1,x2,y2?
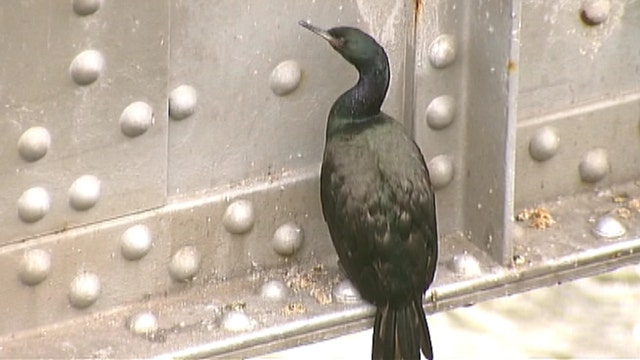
507,60,517,73
516,207,555,230
414,0,422,24
282,303,306,315
611,194,640,219
628,198,640,212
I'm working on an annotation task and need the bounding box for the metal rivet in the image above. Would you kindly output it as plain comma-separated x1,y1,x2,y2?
272,222,304,257
592,215,625,238
69,50,104,86
449,253,482,277
169,85,197,120
332,279,361,304
18,127,51,162
120,225,153,261
221,310,254,332
579,148,608,183
127,311,159,336
169,246,201,282
222,200,255,234
529,126,560,161
19,249,51,286
269,60,302,96
580,0,611,25
426,95,456,130
68,175,101,211
119,101,154,137
72,0,101,16
428,34,457,69
17,187,50,223
428,155,455,189
259,279,290,301
69,272,101,309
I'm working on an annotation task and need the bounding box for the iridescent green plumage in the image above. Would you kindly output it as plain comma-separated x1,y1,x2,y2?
300,22,438,360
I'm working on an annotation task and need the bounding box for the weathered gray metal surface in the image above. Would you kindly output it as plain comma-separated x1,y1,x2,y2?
518,0,639,119
516,94,640,208
0,1,169,244
1,0,639,358
515,0,640,206
167,0,412,195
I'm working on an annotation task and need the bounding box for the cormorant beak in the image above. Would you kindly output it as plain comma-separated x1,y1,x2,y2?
299,20,344,49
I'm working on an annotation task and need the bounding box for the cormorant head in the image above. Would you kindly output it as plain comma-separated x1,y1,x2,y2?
299,21,387,72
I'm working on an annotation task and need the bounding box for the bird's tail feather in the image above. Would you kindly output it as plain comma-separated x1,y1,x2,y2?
372,298,433,360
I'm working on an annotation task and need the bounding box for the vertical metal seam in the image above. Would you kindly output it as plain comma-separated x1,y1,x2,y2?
502,0,523,265
404,0,418,136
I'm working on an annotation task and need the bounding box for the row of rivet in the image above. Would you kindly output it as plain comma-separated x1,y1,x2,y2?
528,126,609,183
16,223,154,309
18,199,308,308
16,3,99,225
126,280,363,337
221,200,305,256
66,48,159,137
424,33,458,190
69,1,101,89
69,62,199,134
427,33,483,276
18,175,101,223
17,101,158,165
18,224,153,287
15,4,107,305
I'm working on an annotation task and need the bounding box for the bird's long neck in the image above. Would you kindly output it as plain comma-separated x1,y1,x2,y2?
327,58,389,136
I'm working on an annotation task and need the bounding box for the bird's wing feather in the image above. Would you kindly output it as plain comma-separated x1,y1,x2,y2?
320,117,438,305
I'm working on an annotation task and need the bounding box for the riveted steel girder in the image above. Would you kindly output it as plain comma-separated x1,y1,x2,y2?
1,0,640,358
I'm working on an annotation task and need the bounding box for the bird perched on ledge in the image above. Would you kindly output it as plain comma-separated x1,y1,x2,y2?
299,21,439,360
